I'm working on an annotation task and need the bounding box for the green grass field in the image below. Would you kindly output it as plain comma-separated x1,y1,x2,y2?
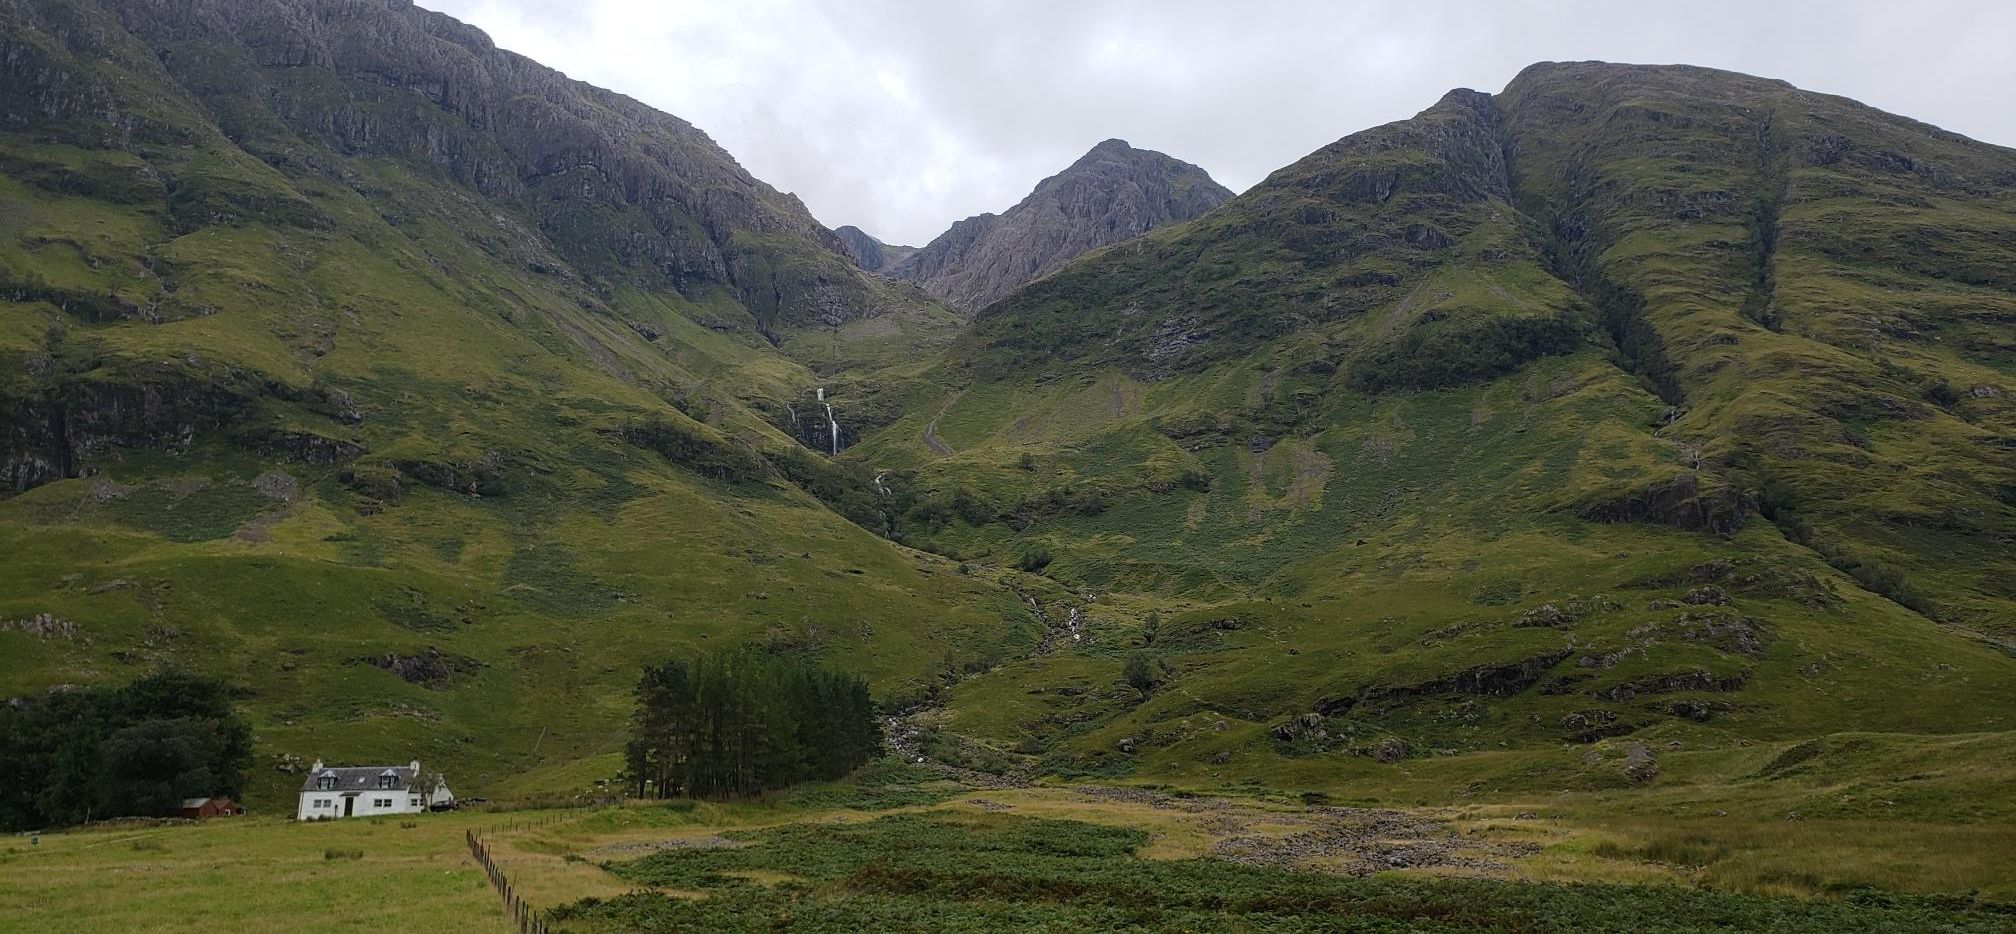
7,757,2014,932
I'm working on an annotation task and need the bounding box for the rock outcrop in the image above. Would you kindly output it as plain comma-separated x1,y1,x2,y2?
888,139,1232,311
832,225,917,273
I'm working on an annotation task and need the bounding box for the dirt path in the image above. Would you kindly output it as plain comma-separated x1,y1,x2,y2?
920,392,963,456
922,416,954,456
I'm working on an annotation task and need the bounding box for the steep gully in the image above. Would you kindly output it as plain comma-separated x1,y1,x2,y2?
1742,113,1789,333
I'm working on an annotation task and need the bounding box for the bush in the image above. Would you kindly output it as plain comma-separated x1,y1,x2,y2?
1017,546,1054,572
1076,491,1108,516
1122,653,1163,695
619,414,768,484
1918,377,1960,408
1346,310,1589,393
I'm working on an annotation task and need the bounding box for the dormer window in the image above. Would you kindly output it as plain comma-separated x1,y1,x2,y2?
378,772,398,789
315,774,336,791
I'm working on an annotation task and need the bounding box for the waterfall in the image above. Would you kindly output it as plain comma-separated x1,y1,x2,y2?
873,471,888,495
816,387,825,403
823,402,839,455
786,404,797,426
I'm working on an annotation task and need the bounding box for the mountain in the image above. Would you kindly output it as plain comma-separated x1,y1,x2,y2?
832,224,917,273
0,0,1015,800
887,139,1233,311
856,62,2016,782
4,0,2015,817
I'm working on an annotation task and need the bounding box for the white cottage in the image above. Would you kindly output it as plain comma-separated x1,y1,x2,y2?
296,758,453,821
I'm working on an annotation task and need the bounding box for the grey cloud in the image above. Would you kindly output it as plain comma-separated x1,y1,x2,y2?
425,0,2016,245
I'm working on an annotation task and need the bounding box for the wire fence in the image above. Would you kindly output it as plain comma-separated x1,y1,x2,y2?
467,828,550,934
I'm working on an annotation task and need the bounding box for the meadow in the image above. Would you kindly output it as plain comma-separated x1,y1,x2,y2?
6,752,2014,932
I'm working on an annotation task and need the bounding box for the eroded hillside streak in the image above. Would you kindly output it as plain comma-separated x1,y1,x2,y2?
1508,149,1686,409
1743,112,1789,332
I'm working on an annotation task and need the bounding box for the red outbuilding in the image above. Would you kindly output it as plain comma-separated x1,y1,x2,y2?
176,797,243,819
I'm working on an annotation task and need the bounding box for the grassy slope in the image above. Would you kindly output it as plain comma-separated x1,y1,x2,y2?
1498,62,2016,642
0,0,1015,810
8,764,2016,932
852,65,2016,799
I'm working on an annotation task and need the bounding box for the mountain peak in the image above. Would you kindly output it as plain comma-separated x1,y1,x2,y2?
889,142,1233,310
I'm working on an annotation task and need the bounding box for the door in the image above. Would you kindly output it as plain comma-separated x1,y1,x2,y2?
343,796,354,818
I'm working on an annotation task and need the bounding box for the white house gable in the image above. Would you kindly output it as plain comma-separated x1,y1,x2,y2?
296,758,449,821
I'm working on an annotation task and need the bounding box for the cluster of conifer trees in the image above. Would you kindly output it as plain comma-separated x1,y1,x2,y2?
624,650,880,798
0,672,251,830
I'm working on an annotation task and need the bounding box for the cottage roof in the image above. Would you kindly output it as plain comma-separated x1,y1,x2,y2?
179,797,212,809
301,762,420,793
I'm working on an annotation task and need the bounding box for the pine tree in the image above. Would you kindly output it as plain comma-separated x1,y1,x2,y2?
625,649,878,799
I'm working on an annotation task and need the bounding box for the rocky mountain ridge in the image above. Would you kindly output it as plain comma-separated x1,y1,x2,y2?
887,138,1233,311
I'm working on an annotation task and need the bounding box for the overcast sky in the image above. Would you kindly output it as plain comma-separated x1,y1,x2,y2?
423,0,2016,245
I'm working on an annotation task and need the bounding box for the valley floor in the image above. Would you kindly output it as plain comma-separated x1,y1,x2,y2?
5,753,2014,933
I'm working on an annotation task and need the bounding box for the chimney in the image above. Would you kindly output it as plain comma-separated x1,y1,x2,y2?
409,759,421,776
310,758,323,771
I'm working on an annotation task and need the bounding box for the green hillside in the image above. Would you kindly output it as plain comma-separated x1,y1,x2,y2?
855,63,2016,789
0,0,1014,805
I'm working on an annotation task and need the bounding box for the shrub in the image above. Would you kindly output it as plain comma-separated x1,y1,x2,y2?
1346,310,1589,392
1122,653,1163,695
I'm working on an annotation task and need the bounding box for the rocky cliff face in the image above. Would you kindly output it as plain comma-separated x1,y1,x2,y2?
832,225,917,273
889,139,1232,311
0,0,911,333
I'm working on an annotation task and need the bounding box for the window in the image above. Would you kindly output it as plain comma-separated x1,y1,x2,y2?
408,797,422,807
316,776,336,791
374,798,392,808
377,775,396,789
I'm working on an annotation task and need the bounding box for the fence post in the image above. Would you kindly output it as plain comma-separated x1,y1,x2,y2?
469,830,540,933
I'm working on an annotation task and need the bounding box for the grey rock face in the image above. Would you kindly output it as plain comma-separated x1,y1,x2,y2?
832,225,917,273
889,139,1232,311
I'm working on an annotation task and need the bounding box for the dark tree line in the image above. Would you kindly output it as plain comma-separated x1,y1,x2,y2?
624,650,879,799
0,672,252,830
